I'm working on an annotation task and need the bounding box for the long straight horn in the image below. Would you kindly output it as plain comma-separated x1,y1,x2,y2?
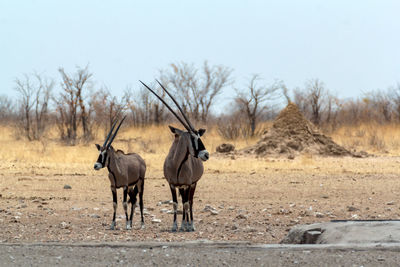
155,79,196,132
103,120,118,147
106,116,126,149
139,80,192,132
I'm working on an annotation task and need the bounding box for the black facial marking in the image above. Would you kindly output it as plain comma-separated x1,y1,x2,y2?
190,134,206,157
96,149,108,168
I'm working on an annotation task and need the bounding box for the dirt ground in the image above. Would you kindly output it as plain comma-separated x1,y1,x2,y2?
1,154,400,245
2,242,400,266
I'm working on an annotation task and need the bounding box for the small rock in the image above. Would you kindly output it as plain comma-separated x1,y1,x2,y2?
347,206,358,212
63,185,72,190
314,212,324,218
210,210,219,215
236,214,248,219
90,214,101,218
60,222,69,229
387,201,395,205
216,143,235,153
151,218,161,224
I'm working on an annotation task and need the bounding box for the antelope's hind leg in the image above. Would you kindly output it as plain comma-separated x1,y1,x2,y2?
138,178,145,229
110,187,117,230
128,186,138,229
188,183,197,232
123,186,131,230
179,187,187,232
170,185,178,232
179,187,190,232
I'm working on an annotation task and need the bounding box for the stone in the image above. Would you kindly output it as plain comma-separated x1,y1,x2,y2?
236,214,248,219
210,210,219,215
216,143,235,153
347,206,358,212
63,185,72,190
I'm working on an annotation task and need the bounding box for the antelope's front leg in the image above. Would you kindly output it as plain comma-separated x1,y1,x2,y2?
123,186,131,230
110,187,117,230
170,185,178,232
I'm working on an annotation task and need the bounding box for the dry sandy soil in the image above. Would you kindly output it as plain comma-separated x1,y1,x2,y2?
1,154,400,245
2,122,400,266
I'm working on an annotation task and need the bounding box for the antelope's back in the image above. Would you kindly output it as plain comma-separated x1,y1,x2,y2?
117,151,146,182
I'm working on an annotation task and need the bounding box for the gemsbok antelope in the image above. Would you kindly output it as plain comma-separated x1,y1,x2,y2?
94,117,146,230
140,80,209,232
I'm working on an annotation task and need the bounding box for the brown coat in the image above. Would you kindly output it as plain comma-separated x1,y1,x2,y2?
163,131,204,186
107,147,146,189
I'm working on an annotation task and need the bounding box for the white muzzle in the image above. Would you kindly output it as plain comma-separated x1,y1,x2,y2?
94,163,103,170
198,150,209,161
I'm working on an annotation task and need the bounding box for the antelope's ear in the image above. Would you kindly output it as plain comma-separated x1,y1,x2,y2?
198,128,206,136
95,144,101,151
168,125,183,135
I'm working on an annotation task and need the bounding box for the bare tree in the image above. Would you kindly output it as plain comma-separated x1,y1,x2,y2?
14,73,53,140
0,95,14,123
93,88,126,134
306,79,326,126
234,74,280,136
125,83,167,126
160,61,233,123
389,84,400,122
56,66,94,144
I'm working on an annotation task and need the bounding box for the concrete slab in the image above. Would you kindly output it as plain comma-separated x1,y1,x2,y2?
282,220,400,244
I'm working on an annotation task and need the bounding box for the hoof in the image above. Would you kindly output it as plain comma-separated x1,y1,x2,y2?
110,221,116,230
171,222,178,232
126,221,132,230
188,223,195,232
180,221,188,232
141,222,145,229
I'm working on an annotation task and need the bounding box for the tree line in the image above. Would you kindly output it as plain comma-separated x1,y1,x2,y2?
1,61,399,144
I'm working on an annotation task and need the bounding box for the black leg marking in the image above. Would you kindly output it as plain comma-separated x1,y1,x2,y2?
170,185,178,232
111,188,117,230
123,186,129,221
128,186,138,224
139,178,145,225
189,183,197,224
179,187,186,222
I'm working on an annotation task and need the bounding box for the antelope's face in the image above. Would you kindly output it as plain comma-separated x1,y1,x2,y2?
169,126,209,161
94,144,108,170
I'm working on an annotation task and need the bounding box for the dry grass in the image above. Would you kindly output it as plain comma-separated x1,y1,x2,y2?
1,122,399,186
1,122,400,175
331,123,400,154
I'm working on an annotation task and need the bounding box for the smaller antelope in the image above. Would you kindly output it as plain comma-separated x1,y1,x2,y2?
94,117,146,230
140,80,209,232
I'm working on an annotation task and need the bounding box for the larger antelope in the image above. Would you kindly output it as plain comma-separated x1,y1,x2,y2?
140,80,209,232
94,117,146,230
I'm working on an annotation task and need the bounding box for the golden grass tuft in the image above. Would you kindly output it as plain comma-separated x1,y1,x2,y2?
330,123,400,154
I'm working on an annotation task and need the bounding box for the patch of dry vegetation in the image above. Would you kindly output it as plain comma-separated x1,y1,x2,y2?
1,121,400,175
331,123,400,155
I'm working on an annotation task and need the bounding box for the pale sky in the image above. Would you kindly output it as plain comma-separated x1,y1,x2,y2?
1,0,399,111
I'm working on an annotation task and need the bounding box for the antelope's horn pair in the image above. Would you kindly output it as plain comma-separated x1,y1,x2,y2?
103,116,126,149
139,80,196,133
